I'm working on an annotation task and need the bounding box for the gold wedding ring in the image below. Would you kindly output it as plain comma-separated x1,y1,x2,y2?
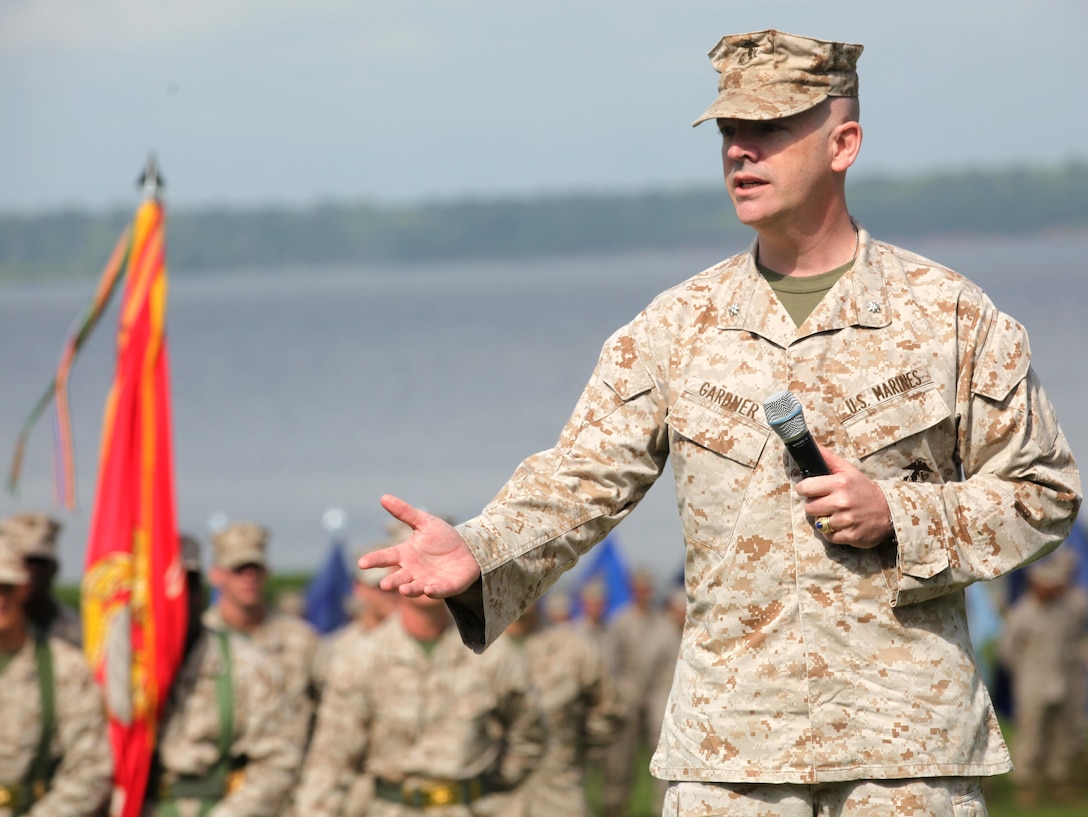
816,515,835,534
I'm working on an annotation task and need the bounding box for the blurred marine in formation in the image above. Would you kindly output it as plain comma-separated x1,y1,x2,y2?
644,585,687,812
998,546,1088,808
574,580,614,664
603,568,671,817
292,587,546,816
0,513,82,647
0,530,112,817
146,534,304,817
202,521,319,738
504,603,626,817
312,523,404,694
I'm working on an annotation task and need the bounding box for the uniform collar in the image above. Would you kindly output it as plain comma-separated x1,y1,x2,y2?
715,226,892,346
381,614,464,665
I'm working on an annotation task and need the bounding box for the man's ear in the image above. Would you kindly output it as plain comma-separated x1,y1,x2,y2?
830,120,862,173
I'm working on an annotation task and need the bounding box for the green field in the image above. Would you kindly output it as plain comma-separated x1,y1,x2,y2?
589,742,1088,817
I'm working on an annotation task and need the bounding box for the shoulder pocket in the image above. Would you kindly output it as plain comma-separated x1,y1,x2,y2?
599,334,655,402
570,329,656,430
843,379,951,459
972,313,1030,402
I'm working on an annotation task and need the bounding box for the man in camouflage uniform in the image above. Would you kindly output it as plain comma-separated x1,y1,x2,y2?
644,586,685,813
146,534,304,817
540,588,572,626
573,580,615,669
0,513,82,647
202,522,319,740
363,28,1082,817
312,525,402,693
603,568,671,817
0,531,112,817
998,546,1088,808
505,604,626,817
291,587,546,817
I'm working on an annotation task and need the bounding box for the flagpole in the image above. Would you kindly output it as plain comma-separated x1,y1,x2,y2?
137,153,165,202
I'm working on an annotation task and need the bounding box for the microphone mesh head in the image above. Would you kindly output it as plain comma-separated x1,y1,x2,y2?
763,390,808,443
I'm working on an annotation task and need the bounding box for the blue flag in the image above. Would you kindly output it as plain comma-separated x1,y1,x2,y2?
303,540,354,634
571,534,632,621
1069,515,1088,589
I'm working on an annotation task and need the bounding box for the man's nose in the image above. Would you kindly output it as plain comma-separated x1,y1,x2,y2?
725,138,755,163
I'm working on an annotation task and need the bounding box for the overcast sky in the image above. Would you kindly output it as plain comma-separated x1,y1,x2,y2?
2,0,1085,213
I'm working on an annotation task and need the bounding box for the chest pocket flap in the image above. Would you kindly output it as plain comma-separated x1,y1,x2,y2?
667,387,769,467
843,379,951,459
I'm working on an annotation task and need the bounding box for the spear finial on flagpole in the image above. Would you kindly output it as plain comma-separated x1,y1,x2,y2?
137,153,165,201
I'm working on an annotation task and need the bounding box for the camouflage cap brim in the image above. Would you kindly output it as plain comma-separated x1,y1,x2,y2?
693,88,833,126
217,548,267,571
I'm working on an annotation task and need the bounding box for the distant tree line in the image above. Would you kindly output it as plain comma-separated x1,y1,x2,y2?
1,160,1086,281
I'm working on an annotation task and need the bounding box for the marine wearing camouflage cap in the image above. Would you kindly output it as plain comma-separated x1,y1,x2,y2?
359,25,1081,817
0,530,112,815
204,518,320,763
0,512,82,646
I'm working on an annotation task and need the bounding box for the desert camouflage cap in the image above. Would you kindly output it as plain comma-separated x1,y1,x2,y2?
693,29,862,126
1027,546,1077,587
580,579,606,602
210,521,268,570
0,512,62,562
542,588,572,620
0,532,29,585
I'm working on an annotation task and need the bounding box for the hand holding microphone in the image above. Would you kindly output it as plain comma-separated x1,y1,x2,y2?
762,390,893,548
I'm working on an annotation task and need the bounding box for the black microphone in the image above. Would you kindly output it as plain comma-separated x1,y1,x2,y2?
762,390,829,478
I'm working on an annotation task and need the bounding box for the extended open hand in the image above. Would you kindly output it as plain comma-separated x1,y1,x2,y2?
356,494,482,598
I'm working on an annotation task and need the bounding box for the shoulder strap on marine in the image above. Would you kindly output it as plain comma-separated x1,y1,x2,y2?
26,629,56,809
214,629,234,765
170,631,234,817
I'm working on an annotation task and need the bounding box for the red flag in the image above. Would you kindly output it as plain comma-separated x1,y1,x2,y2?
80,193,187,817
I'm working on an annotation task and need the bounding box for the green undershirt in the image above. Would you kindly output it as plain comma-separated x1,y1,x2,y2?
414,637,440,656
758,259,854,326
